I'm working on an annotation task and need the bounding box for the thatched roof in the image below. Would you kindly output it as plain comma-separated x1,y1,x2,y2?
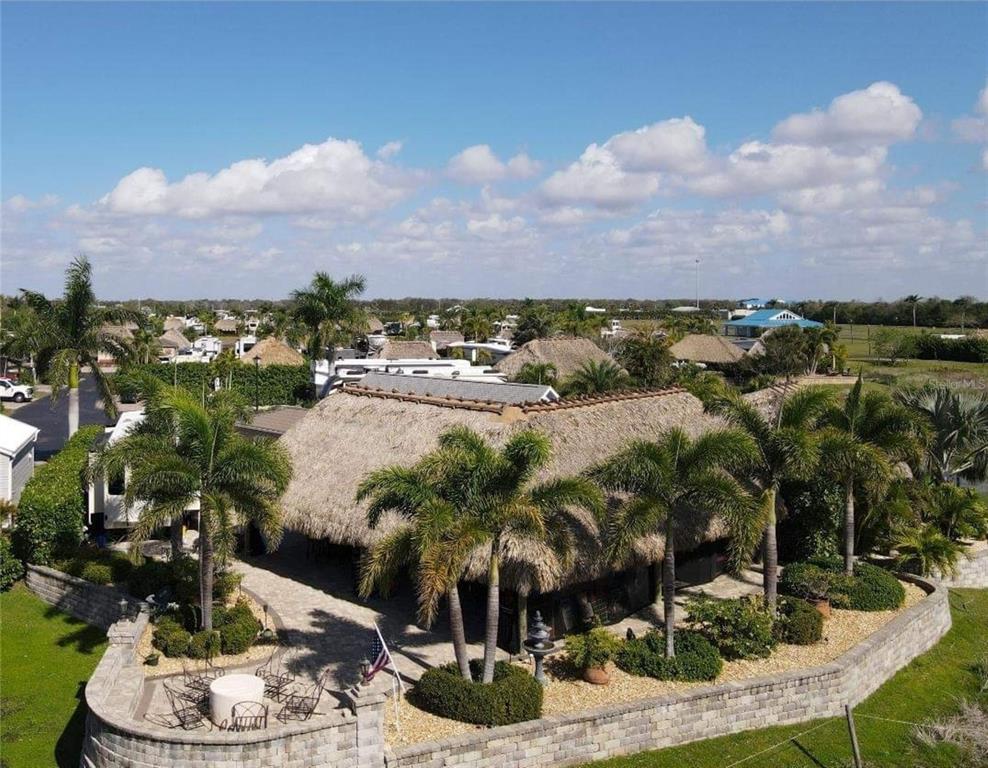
237,406,309,438
669,334,745,365
373,340,439,360
429,330,465,350
101,324,134,341
366,315,385,334
158,329,191,350
241,336,304,367
162,317,186,332
494,338,615,380
279,386,726,590
214,318,239,333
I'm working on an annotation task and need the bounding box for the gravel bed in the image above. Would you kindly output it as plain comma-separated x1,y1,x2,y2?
383,581,926,748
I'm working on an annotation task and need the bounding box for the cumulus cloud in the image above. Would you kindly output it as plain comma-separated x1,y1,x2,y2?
951,82,988,144
539,144,660,210
99,138,419,218
604,117,710,173
376,140,404,159
3,193,60,212
446,145,541,184
773,81,922,147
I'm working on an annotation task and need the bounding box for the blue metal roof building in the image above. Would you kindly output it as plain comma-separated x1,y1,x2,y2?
724,309,823,338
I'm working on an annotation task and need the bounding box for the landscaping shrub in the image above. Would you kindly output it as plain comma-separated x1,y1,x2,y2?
0,536,24,591
616,630,722,681
778,562,832,600
79,562,113,585
213,570,242,601
780,559,905,611
218,599,259,655
187,630,221,660
11,426,103,565
775,598,824,645
126,559,173,599
122,362,313,406
414,660,543,726
913,334,988,363
564,627,622,671
153,617,191,657
685,596,776,660
171,556,201,604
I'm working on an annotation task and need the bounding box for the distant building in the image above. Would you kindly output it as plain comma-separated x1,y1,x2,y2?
724,309,823,339
737,298,785,310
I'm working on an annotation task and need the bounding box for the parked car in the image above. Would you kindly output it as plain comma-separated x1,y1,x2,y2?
0,377,34,402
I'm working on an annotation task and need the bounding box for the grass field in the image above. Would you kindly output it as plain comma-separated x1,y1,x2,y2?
583,588,988,768
0,583,107,768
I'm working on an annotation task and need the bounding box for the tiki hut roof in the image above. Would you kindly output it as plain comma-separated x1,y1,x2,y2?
669,334,745,365
278,386,726,590
162,316,186,333
236,406,309,439
373,340,439,360
241,336,304,367
429,330,465,350
494,338,615,380
365,315,385,334
101,324,134,341
158,329,191,351
214,318,239,334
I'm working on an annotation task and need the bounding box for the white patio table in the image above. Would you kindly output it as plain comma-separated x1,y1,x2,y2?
209,673,265,726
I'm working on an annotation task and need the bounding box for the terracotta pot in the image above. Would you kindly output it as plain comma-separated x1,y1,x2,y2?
809,597,831,619
582,666,610,685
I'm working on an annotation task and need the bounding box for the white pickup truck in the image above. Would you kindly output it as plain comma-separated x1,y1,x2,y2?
0,377,34,402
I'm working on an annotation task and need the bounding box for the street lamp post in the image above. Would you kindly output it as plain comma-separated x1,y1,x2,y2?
253,354,261,412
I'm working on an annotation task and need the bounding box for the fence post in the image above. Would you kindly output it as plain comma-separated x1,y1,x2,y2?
845,704,863,768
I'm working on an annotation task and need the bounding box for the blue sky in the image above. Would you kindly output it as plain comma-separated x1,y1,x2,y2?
2,2,986,300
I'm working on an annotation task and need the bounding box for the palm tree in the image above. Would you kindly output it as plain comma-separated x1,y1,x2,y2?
94,386,292,630
904,295,922,328
131,327,160,365
558,304,605,338
615,328,673,387
356,457,484,680
818,376,919,574
20,256,141,436
709,387,834,611
291,272,366,361
428,426,602,683
459,307,494,342
895,385,988,484
0,306,46,381
563,360,631,396
514,362,558,386
589,429,756,657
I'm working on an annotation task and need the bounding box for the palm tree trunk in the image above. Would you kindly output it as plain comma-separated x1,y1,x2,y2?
763,488,778,614
68,363,80,437
663,517,676,658
200,520,214,631
170,514,184,560
843,478,855,575
447,585,472,681
481,542,500,684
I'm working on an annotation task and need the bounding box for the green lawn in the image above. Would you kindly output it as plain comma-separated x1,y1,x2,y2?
0,583,107,768
583,588,988,768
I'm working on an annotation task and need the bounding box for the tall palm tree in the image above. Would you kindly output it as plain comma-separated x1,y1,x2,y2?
131,327,160,365
291,272,366,361
563,360,631,396
0,306,46,381
904,295,922,328
20,256,142,436
708,387,834,611
94,386,292,630
818,376,919,574
356,457,485,681
430,426,602,683
459,307,494,342
895,385,988,484
589,429,756,657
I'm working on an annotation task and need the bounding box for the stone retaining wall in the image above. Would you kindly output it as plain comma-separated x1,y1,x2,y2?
26,565,144,630
385,575,951,768
936,544,988,588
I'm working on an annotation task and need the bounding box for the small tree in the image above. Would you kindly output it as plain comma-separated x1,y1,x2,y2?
872,328,914,366
562,360,631,396
514,362,558,386
616,329,673,387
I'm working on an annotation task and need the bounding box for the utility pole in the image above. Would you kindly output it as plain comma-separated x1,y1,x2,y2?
695,259,700,309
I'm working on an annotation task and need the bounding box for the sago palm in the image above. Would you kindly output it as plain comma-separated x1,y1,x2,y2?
709,386,834,612
291,272,366,361
563,359,631,396
94,386,292,630
20,256,142,435
818,376,919,574
589,428,756,657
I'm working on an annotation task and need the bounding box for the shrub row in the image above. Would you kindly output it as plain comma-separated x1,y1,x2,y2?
414,660,543,726
152,598,259,658
12,426,104,565
120,363,313,406
913,334,988,363
780,559,905,611
0,536,24,591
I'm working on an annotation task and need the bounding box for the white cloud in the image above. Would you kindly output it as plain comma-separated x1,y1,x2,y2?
951,82,988,144
604,117,709,173
99,138,418,218
3,193,60,212
446,145,541,184
376,140,404,159
773,81,922,146
540,144,660,210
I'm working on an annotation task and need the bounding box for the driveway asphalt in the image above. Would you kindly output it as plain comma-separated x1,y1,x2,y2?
7,374,115,458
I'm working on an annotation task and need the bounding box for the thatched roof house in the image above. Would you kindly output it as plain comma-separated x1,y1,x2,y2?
158,329,191,352
241,336,304,367
373,340,439,360
669,334,745,365
429,330,465,352
494,338,615,381
279,386,725,590
214,317,239,334
365,315,385,334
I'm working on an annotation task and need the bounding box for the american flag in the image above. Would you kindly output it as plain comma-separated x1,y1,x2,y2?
365,626,391,682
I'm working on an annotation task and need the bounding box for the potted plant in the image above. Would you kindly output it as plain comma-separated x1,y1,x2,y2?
564,627,622,685
802,571,832,618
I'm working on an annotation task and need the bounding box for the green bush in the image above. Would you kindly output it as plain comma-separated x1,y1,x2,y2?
213,570,242,601
126,559,173,599
685,596,777,660
779,562,832,600
153,618,192,657
414,660,543,726
775,598,824,645
218,599,259,655
616,630,722,681
12,426,103,565
122,362,313,406
913,334,988,363
187,630,221,659
171,556,200,604
564,627,622,671
781,559,905,611
79,562,113,585
0,536,24,591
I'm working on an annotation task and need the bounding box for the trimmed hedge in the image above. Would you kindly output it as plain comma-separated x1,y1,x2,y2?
79,561,113,585
0,536,24,591
414,660,543,726
153,617,192,657
12,426,104,565
780,559,905,611
913,334,988,363
616,630,722,681
122,362,312,406
775,597,824,645
686,596,777,660
218,599,260,655
188,630,221,659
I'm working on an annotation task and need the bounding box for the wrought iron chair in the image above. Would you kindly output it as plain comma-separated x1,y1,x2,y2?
276,668,332,722
256,647,296,702
229,700,268,732
163,683,205,730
